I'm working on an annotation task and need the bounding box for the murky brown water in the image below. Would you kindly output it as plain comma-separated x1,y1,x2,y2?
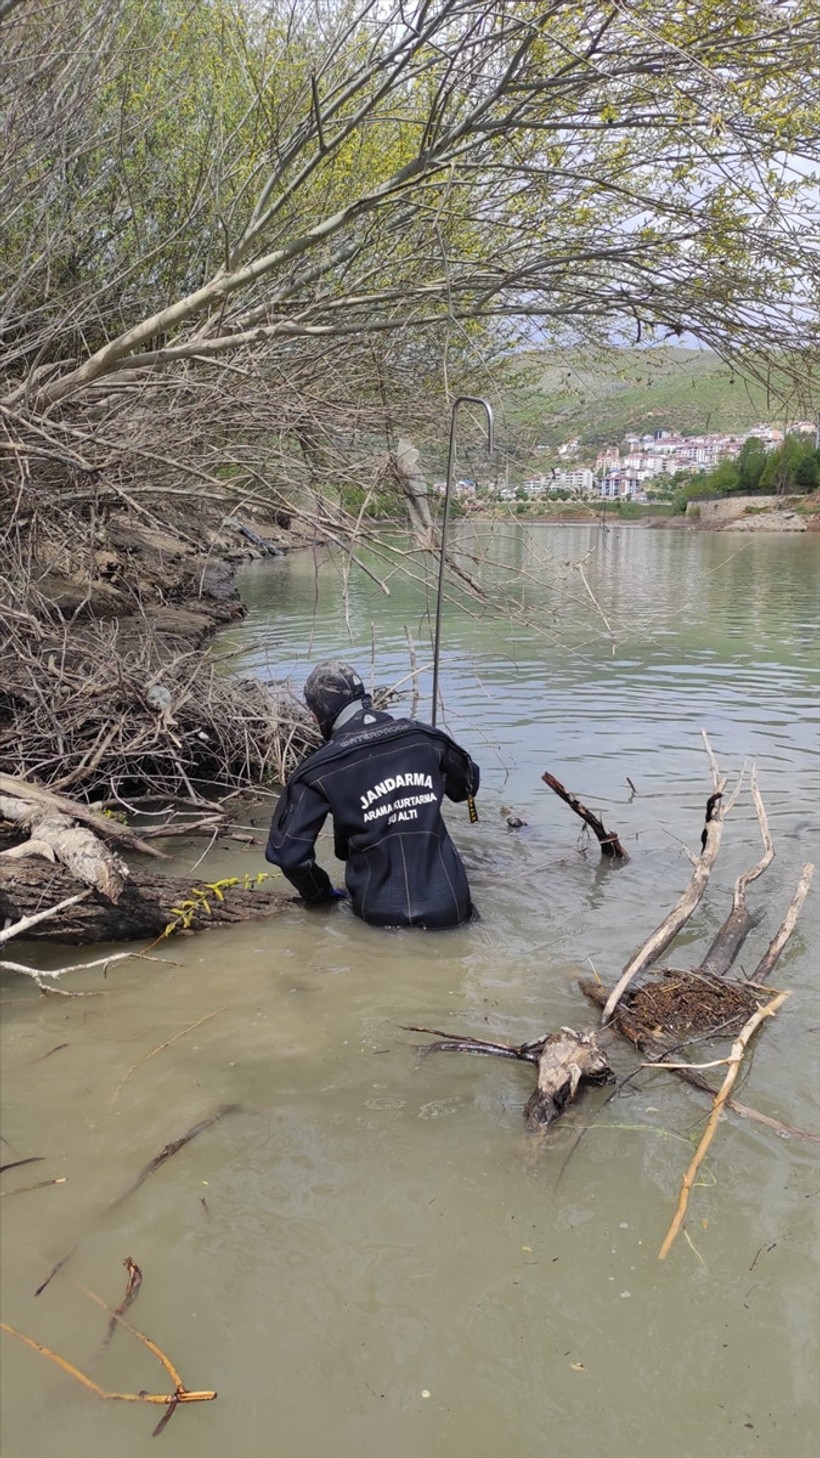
2,525,819,1458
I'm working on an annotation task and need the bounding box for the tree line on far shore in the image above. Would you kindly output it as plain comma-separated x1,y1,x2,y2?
674,434,820,508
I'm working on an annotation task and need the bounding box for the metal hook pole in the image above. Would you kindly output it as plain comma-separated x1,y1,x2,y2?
431,396,494,727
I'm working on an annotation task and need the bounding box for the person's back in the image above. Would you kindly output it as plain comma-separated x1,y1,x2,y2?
265,662,479,928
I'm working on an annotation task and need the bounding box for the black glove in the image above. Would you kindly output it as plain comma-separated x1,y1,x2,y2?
294,887,348,906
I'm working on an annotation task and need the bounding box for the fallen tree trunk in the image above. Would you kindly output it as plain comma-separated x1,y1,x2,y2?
1,774,289,945
0,859,288,944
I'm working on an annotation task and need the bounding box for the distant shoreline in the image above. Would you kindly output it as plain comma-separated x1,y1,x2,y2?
450,495,820,532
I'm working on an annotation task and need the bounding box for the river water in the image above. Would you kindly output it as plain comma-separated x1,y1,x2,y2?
2,524,819,1458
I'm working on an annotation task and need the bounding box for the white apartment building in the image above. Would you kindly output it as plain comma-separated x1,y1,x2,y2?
599,469,648,500
552,468,595,494
521,468,595,496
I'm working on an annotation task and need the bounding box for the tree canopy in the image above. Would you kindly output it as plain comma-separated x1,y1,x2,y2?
680,432,819,504
1,0,818,532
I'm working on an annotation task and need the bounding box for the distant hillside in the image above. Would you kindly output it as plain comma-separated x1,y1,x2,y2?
493,346,817,456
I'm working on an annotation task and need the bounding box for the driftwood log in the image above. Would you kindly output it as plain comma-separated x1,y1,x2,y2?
522,1029,613,1127
0,792,129,901
0,859,287,944
0,774,287,947
405,1025,613,1128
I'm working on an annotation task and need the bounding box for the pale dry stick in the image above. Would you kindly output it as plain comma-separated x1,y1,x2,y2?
737,769,773,886
53,721,120,794
683,1228,705,1265
187,827,219,876
0,961,109,994
0,891,89,945
602,739,730,1024
718,766,746,821
110,1008,225,1108
386,658,434,702
574,560,616,652
686,766,775,980
657,990,791,1261
2,950,149,979
752,862,815,983
0,1321,216,1409
700,728,724,793
403,626,421,718
0,950,167,994
80,1285,187,1388
139,816,224,839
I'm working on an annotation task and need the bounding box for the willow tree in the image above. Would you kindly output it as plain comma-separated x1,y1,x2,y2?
1,0,818,597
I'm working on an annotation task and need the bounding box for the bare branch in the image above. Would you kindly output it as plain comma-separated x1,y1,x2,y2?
0,891,89,946
658,991,791,1260
752,863,816,983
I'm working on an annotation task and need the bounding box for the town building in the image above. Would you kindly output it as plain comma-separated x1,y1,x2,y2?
593,422,793,498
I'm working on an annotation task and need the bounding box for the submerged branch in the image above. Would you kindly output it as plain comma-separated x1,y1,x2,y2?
102,1258,144,1347
35,1104,243,1295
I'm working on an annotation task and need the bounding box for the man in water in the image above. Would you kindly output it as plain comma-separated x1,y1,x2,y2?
265,661,480,928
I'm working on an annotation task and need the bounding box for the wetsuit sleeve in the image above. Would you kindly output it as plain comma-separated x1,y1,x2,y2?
265,778,334,903
439,736,480,803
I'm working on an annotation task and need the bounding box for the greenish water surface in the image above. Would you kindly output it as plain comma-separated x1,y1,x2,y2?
2,524,818,1458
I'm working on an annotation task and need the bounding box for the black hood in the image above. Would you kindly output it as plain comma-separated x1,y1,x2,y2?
303,660,371,739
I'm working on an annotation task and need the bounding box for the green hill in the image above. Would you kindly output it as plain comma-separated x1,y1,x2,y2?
492,346,817,455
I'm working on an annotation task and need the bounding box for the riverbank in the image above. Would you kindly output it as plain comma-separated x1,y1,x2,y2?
4,487,817,804
461,491,820,530
685,492,820,531
0,500,318,804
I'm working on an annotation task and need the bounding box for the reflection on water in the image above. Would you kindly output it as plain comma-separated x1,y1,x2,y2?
2,526,819,1458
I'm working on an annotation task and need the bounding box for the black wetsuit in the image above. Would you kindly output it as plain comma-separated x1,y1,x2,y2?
265,707,479,928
